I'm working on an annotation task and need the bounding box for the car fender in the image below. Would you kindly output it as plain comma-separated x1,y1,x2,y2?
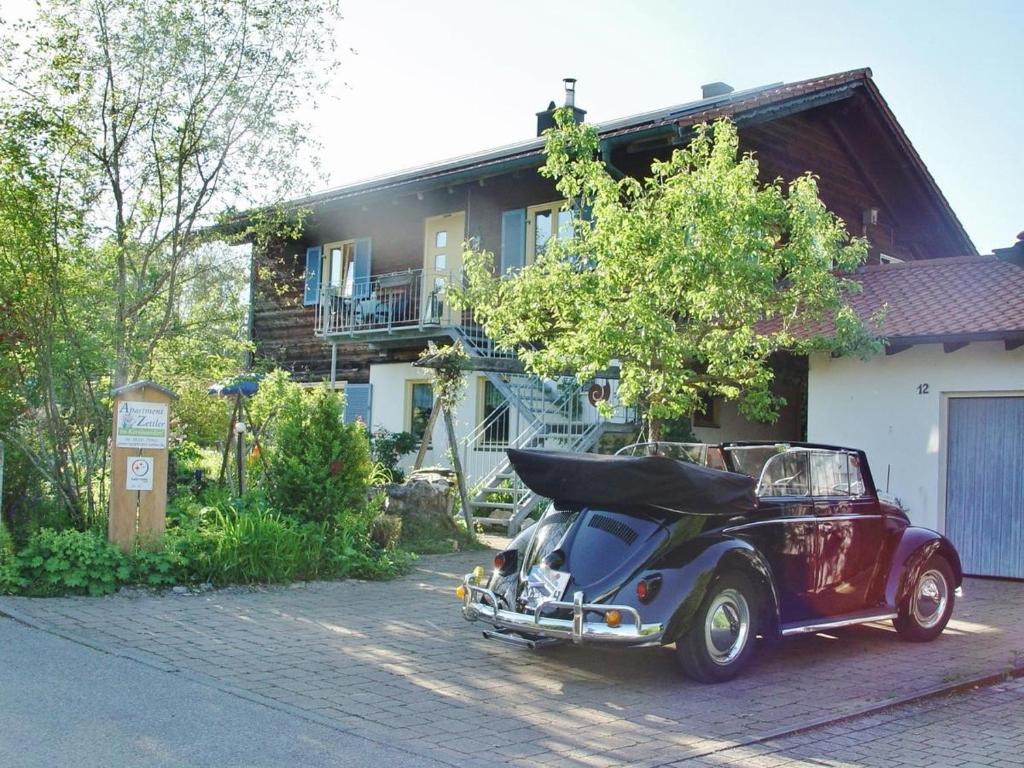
646,535,781,645
884,526,964,609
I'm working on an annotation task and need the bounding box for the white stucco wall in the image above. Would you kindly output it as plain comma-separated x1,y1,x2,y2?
692,399,801,444
367,362,537,481
808,341,1024,532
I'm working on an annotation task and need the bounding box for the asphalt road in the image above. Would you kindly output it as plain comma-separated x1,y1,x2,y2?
0,617,446,768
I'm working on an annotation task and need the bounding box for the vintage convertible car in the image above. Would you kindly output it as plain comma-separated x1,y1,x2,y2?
457,442,963,683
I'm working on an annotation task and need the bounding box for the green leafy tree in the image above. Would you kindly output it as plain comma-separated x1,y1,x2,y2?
460,112,878,440
0,0,341,525
2,0,341,386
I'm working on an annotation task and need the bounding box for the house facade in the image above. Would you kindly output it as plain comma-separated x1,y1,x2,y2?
249,68,978,536
807,247,1024,579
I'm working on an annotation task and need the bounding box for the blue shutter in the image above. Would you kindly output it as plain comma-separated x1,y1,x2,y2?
500,209,526,273
353,238,372,298
343,383,372,426
303,246,321,306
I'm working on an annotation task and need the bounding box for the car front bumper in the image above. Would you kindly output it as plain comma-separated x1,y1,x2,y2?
460,575,663,647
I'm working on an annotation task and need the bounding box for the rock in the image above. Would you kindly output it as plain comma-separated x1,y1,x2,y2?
171,585,188,595
384,468,459,541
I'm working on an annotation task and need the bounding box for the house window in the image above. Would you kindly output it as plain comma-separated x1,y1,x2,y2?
407,381,434,445
526,200,573,263
323,241,358,297
693,393,719,428
479,379,509,448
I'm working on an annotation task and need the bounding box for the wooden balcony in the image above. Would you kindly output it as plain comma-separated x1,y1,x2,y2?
313,268,461,339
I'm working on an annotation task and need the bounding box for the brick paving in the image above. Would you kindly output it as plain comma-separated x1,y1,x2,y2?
1,548,1022,768
680,678,1024,768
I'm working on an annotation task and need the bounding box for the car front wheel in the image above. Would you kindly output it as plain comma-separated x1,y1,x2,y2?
894,555,955,642
675,572,758,683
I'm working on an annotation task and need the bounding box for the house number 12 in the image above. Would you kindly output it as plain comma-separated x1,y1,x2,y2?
917,383,929,395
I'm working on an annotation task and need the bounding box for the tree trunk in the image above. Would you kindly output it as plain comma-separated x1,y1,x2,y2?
646,414,663,443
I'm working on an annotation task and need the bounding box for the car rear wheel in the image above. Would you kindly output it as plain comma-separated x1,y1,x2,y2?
675,572,759,684
894,555,955,642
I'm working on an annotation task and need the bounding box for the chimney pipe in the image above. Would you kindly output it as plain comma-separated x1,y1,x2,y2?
536,78,587,136
564,77,577,108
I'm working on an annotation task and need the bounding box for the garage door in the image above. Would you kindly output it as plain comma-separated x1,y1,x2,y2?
946,396,1024,579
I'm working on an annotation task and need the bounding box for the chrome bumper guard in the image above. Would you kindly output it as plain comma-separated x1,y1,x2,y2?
461,575,663,647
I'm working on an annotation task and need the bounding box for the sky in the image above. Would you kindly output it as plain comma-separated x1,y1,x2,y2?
308,0,1021,255
3,0,1021,254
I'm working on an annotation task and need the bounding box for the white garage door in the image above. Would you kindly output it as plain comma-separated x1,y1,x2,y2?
945,396,1024,579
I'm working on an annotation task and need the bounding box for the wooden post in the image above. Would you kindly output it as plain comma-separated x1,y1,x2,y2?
412,397,441,471
109,381,175,552
442,406,474,534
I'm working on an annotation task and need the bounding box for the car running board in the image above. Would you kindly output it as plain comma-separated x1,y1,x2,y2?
780,609,898,637
482,629,563,650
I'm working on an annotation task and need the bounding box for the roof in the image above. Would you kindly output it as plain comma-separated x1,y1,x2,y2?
111,380,178,400
808,256,1024,346
289,69,877,208
267,67,972,256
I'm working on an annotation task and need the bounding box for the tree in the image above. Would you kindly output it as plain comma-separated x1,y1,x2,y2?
459,111,878,440
0,0,341,526
2,0,340,386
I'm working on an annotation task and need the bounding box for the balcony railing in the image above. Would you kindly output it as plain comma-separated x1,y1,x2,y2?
314,268,461,337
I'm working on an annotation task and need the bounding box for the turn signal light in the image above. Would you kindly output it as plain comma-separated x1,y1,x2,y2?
455,585,467,600
605,610,622,628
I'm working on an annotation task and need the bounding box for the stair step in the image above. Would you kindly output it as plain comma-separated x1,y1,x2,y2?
471,501,516,510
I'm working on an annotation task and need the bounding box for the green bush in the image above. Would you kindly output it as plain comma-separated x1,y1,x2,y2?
369,513,402,550
16,528,131,597
0,522,21,594
128,545,187,588
164,493,409,585
264,383,372,523
370,429,417,483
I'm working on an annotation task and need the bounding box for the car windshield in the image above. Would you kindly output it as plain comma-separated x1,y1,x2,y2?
724,445,786,481
615,442,705,464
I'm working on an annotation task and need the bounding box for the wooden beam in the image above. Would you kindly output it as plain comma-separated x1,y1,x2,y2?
885,343,912,356
943,341,969,354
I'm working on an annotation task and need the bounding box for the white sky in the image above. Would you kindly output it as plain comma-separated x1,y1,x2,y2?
3,0,1021,254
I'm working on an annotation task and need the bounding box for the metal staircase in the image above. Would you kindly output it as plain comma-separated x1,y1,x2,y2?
459,372,633,534
446,323,636,535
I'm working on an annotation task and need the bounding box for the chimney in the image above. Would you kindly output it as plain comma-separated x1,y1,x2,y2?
537,77,587,136
701,81,734,99
993,231,1024,267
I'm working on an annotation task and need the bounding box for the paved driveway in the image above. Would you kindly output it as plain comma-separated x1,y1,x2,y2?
2,550,1022,768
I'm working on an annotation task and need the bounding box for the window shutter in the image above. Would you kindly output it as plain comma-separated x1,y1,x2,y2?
303,246,322,306
353,238,372,298
500,209,526,273
343,383,372,426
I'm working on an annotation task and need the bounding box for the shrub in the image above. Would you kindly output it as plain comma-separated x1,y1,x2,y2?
369,513,403,550
0,522,21,594
370,429,417,483
128,545,187,588
264,383,372,523
16,528,131,596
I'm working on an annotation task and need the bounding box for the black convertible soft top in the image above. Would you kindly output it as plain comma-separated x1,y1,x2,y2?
507,448,758,516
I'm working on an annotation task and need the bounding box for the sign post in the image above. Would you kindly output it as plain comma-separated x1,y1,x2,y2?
109,381,176,552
